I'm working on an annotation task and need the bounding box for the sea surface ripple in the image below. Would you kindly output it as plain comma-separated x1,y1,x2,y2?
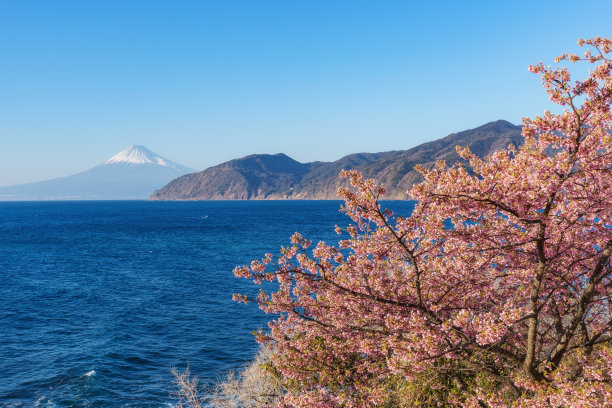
0,200,415,407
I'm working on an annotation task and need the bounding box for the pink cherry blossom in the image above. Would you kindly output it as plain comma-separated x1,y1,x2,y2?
234,37,612,407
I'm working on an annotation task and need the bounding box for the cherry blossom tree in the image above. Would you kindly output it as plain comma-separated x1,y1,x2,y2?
234,37,612,407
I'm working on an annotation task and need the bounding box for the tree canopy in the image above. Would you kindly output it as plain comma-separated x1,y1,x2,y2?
234,37,612,407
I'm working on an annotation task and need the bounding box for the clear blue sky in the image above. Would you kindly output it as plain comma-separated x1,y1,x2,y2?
1,0,611,186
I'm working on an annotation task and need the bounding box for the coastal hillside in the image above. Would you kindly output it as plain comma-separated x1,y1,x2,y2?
150,120,524,200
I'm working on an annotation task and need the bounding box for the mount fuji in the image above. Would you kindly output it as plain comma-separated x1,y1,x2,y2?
0,145,197,200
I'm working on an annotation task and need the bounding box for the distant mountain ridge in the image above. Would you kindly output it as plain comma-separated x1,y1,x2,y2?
151,120,524,200
0,145,197,200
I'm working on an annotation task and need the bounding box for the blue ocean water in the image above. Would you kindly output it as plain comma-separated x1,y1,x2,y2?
0,200,415,407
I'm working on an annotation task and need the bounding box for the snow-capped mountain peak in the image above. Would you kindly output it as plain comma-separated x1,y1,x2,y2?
0,145,197,200
104,145,163,166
